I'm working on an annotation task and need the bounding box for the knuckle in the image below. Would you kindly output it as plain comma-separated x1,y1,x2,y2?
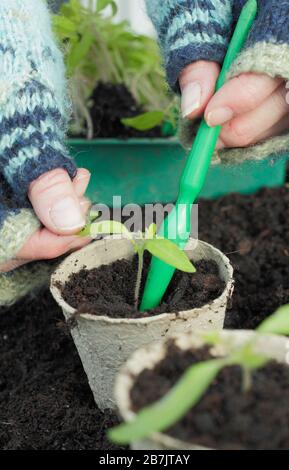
235,74,260,109
223,121,254,147
29,168,69,197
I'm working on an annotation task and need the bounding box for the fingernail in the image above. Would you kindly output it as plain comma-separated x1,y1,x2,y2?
50,197,85,232
181,82,202,118
206,107,233,127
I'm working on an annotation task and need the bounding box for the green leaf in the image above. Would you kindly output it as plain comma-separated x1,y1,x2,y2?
145,223,157,239
121,111,165,131
202,331,222,346
80,220,131,239
109,359,223,444
53,16,76,34
89,209,100,222
230,343,269,371
257,304,289,335
67,32,95,72
97,0,117,15
144,239,196,273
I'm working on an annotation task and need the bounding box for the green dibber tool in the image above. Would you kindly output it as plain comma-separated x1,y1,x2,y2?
140,0,258,312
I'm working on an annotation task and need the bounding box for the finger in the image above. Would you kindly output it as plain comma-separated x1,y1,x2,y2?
0,259,28,273
179,61,220,120
79,197,92,216
206,73,283,127
219,84,289,148
73,168,91,197
29,168,86,235
17,228,91,261
249,112,289,144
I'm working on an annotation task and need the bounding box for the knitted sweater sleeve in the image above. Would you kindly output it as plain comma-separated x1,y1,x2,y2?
221,0,289,163
145,0,234,90
150,0,289,163
0,0,76,306
0,0,76,201
230,0,289,81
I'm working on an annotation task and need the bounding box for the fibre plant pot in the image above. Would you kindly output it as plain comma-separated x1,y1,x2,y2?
114,329,289,450
68,138,288,205
50,237,233,410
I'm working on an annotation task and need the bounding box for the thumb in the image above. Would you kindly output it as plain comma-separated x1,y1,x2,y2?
28,168,90,235
179,60,220,120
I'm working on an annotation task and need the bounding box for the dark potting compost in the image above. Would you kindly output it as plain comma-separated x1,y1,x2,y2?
131,342,289,450
198,186,289,329
59,255,225,318
74,82,162,139
0,291,121,450
1,185,289,449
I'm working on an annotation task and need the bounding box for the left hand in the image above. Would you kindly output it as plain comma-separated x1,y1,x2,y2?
0,168,91,273
179,61,289,149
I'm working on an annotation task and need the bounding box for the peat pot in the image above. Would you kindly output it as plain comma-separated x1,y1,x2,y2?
50,237,233,410
115,329,289,450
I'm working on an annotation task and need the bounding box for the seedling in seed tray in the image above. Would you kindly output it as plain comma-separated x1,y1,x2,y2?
80,220,196,309
109,304,289,444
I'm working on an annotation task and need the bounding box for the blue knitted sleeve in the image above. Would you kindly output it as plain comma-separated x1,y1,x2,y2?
145,0,234,90
0,0,76,204
230,0,289,80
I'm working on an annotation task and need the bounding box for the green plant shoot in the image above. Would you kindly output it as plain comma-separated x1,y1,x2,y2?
109,303,289,444
80,221,196,309
53,0,177,138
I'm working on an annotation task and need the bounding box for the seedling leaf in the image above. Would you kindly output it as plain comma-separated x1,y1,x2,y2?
81,220,132,239
144,238,196,273
121,111,164,131
145,223,157,239
257,304,289,335
230,343,269,370
97,0,117,15
109,359,223,444
202,331,222,346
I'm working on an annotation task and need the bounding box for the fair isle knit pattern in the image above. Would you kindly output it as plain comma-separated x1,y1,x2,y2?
145,0,233,90
0,0,76,203
146,0,289,90
0,0,77,304
0,261,54,307
147,0,289,163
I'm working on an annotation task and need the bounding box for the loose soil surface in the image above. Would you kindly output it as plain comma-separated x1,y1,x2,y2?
74,82,162,139
1,184,289,449
199,186,289,329
0,291,121,450
131,342,289,450
60,256,225,318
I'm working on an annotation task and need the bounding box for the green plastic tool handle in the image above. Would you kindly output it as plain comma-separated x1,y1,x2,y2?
140,0,258,312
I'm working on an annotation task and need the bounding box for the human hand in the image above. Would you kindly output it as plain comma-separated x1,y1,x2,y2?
179,61,289,149
0,168,91,273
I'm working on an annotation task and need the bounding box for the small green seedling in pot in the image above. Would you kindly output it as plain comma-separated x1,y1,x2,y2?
80,220,196,309
108,304,289,444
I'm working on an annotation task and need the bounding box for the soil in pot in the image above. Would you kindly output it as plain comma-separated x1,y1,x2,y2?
131,340,289,450
72,82,162,139
58,254,225,318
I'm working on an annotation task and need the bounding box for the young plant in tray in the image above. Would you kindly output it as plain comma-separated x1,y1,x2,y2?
80,220,196,309
53,0,178,138
108,304,289,444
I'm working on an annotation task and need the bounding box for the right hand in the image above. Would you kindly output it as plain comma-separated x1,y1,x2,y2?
0,168,92,273
180,60,288,149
